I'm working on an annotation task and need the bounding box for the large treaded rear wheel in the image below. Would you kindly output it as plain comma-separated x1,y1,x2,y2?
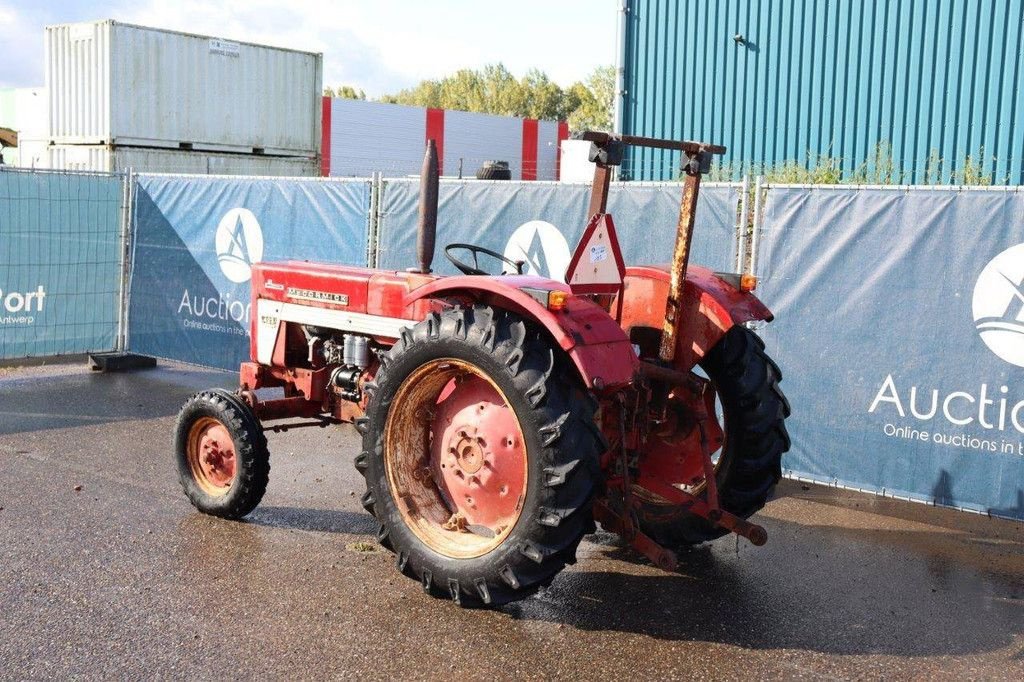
357,306,601,607
637,325,791,547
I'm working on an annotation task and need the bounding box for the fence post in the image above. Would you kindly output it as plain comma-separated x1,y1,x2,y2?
749,175,765,278
367,171,382,268
736,175,750,272
115,168,135,353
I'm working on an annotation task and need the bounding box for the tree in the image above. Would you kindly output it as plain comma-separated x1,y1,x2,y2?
375,64,614,129
382,64,525,116
567,65,614,132
324,85,366,100
520,69,571,120
377,63,612,126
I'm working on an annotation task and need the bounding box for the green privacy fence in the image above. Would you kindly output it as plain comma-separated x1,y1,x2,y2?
0,168,128,359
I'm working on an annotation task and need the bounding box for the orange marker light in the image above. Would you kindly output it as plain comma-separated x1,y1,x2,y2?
740,274,758,292
547,290,570,311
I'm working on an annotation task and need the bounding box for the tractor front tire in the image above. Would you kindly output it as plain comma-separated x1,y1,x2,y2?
359,306,601,607
174,389,270,519
637,325,791,547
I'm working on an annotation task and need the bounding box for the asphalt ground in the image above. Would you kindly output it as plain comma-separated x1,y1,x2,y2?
0,361,1022,680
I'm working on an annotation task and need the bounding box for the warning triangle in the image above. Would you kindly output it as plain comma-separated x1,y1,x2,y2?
565,213,625,295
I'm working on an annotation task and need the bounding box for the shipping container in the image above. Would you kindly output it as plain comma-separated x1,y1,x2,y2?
45,144,318,176
46,20,322,156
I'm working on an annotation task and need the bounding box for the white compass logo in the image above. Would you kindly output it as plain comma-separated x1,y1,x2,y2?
503,220,571,281
973,243,1024,368
215,208,264,283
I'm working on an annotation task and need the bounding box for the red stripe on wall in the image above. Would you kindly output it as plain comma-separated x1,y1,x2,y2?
425,108,445,175
555,121,569,180
521,118,539,181
321,96,332,177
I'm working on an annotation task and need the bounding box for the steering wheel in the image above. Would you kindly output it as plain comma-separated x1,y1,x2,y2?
444,243,525,276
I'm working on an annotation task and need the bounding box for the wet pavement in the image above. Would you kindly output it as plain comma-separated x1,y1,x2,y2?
0,361,1022,680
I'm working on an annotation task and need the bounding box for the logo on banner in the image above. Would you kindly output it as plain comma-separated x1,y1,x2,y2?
0,284,46,326
215,208,264,283
868,242,1024,457
973,242,1024,368
503,220,571,281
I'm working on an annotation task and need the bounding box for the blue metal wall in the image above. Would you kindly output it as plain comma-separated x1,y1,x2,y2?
621,0,1024,183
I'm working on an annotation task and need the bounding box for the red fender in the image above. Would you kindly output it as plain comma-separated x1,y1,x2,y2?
617,265,773,371
405,275,638,391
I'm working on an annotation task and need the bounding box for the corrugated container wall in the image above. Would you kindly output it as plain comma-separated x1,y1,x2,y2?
46,20,322,155
327,99,426,177
46,145,318,176
621,0,1024,184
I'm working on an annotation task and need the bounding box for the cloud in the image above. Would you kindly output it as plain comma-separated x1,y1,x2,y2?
119,0,417,95
0,0,616,94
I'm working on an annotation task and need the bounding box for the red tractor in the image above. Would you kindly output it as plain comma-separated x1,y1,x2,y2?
174,133,790,607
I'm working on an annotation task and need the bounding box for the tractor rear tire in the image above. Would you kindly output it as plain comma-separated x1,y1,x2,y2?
174,389,270,519
637,325,790,547
358,306,601,607
475,160,512,180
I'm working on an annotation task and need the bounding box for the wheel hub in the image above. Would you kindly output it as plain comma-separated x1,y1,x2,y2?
431,376,526,533
450,430,485,475
383,359,528,558
187,419,236,493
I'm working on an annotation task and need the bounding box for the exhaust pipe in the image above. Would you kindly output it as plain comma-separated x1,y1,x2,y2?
414,139,440,274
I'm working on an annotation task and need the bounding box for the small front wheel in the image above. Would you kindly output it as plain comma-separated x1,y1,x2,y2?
174,389,269,519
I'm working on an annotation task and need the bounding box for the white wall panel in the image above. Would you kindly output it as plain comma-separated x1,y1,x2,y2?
443,110,522,180
537,120,559,181
328,99,425,177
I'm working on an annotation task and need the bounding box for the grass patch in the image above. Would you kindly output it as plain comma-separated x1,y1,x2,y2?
346,541,380,553
706,142,1002,185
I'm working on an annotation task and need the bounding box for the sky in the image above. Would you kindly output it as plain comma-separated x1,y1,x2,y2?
0,0,618,95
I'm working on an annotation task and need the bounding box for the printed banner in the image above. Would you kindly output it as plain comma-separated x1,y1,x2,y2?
128,176,371,370
376,180,741,278
757,187,1024,520
0,170,123,359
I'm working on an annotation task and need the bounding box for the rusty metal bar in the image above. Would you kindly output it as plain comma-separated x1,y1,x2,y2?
593,500,679,571
577,130,726,156
633,474,768,546
587,163,612,219
636,361,707,396
414,139,439,274
265,418,341,434
658,162,702,361
248,396,324,422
